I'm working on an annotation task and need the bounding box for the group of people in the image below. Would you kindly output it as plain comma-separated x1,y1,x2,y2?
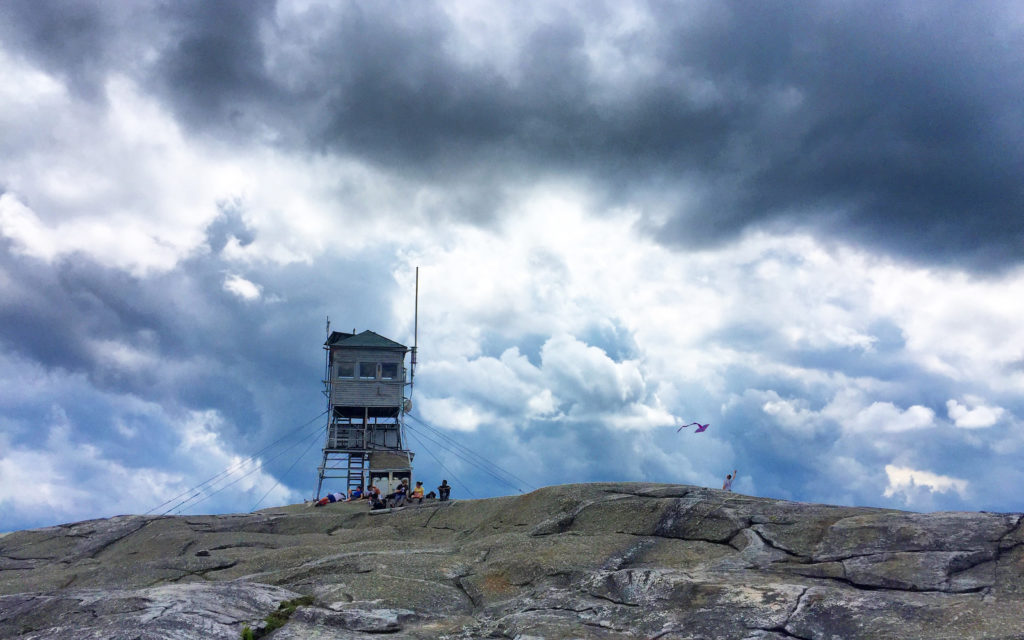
314,479,452,509
316,471,738,509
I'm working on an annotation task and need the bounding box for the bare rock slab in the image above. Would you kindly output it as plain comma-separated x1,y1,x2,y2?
1,483,1023,638
0,581,299,640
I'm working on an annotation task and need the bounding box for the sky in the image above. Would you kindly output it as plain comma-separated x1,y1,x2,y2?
2,0,1023,531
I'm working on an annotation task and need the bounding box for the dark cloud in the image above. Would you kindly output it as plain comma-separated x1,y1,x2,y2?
152,0,280,136
625,2,1024,269
5,0,1024,530
206,200,256,253
0,0,152,101
5,1,1019,267
0,0,107,97
0,239,401,442
0,237,413,529
288,2,1021,270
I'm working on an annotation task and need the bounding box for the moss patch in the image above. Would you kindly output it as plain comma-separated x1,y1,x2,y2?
241,595,315,639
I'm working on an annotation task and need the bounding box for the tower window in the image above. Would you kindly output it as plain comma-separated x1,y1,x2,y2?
380,363,398,379
358,362,377,379
336,363,355,378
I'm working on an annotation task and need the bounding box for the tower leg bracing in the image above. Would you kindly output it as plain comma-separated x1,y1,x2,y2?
315,450,367,499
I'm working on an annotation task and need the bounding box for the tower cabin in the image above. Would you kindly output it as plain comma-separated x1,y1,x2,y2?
315,329,414,499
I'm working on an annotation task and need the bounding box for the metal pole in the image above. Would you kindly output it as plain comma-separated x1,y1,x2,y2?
412,267,419,386
317,322,332,499
315,450,327,500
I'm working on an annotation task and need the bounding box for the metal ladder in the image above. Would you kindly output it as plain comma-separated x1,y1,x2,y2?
346,453,366,493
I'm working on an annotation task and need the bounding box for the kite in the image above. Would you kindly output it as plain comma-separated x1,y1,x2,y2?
677,422,710,433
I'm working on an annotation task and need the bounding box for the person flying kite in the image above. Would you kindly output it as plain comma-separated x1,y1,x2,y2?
677,422,710,433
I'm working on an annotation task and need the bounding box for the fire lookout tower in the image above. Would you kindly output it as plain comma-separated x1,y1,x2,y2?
315,329,414,498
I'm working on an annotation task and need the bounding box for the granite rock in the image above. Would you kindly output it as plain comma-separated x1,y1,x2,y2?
1,483,1022,639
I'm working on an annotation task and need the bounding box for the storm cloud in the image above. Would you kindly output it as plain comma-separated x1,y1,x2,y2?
2,1,1023,531
5,1,1021,265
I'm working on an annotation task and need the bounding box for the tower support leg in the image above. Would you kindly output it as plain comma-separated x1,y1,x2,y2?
315,449,330,500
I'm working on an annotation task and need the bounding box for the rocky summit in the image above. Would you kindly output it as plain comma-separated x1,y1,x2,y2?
1,483,1023,639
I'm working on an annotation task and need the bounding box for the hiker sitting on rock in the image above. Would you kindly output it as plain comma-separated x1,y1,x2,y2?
369,493,387,510
345,486,364,501
382,483,404,508
314,491,346,507
387,482,407,508
438,480,451,501
410,481,425,504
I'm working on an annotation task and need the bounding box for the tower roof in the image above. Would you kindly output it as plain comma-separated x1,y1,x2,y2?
325,329,407,350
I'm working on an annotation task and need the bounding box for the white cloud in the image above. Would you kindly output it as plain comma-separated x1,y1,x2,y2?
946,397,1004,429
416,349,546,421
778,312,878,353
0,69,227,275
883,464,969,504
824,389,935,433
114,418,139,439
417,331,675,435
0,410,182,525
87,338,160,374
0,194,60,263
854,402,935,433
541,334,644,407
526,388,557,416
223,274,263,301
0,56,412,276
759,392,821,435
394,189,1024,506
416,396,493,432
0,348,301,526
870,266,1024,390
3,407,297,523
4,19,1024,527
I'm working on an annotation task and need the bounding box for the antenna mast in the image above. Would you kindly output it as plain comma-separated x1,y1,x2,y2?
411,267,419,388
